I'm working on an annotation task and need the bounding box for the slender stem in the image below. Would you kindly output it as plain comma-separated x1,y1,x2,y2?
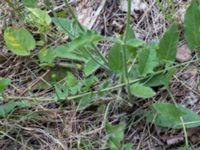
63,0,84,31
122,46,132,101
125,0,132,41
4,59,198,102
180,117,189,147
122,0,132,101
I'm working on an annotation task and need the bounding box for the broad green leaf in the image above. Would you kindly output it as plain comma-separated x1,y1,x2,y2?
0,101,29,117
4,27,36,56
54,83,68,100
38,45,85,65
39,31,103,65
125,25,135,40
138,47,159,76
158,24,179,62
67,72,78,88
130,83,156,98
27,8,51,26
81,76,98,91
38,48,55,65
0,78,11,99
146,103,200,128
105,121,126,150
66,31,103,52
66,72,80,94
126,39,145,48
52,17,82,37
23,0,37,8
108,43,123,72
83,58,100,76
144,68,176,87
77,94,94,111
184,1,200,50
126,38,145,56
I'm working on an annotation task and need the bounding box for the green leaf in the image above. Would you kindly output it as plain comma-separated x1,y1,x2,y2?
178,145,192,150
84,58,100,76
0,101,30,117
126,39,145,48
39,31,103,65
125,25,135,40
4,27,36,56
0,78,11,99
158,24,179,62
77,94,94,111
146,103,200,128
144,68,176,87
52,17,82,37
138,47,159,76
184,1,200,50
54,83,68,100
108,43,123,72
27,8,51,26
105,121,126,150
23,0,37,8
67,72,78,89
130,83,156,98
123,144,133,150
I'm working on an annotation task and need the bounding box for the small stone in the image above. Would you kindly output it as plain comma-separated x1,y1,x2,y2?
176,44,192,62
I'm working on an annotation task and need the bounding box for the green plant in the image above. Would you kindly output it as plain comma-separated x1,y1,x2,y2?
2,0,200,149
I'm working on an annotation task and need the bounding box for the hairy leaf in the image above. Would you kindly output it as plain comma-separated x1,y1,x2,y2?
130,83,156,98
126,39,145,48
144,68,176,87
108,43,123,72
54,83,68,100
39,31,102,65
105,121,126,150
27,8,51,26
158,24,179,62
138,47,159,76
52,17,82,37
84,58,100,76
146,103,200,128
184,1,200,50
4,27,36,56
0,101,30,117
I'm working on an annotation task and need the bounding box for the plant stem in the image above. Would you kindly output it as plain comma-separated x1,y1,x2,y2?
180,117,189,147
4,59,198,102
63,0,84,31
125,0,132,41
122,0,132,101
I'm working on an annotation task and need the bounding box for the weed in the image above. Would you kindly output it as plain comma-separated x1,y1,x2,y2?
1,0,200,149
